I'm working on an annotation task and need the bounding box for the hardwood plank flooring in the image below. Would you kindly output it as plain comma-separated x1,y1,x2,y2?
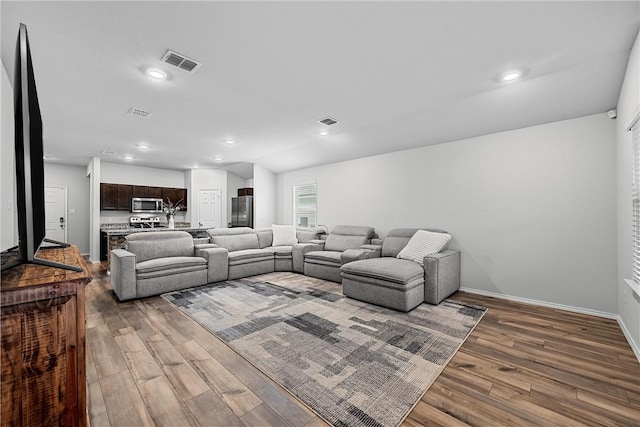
85,262,640,426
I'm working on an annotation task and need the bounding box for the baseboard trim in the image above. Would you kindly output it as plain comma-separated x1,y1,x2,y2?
617,315,640,363
459,287,617,319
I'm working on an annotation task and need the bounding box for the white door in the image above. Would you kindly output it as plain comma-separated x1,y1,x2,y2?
45,186,67,243
199,189,221,229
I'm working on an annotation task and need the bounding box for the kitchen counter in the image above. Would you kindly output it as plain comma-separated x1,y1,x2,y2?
101,227,209,236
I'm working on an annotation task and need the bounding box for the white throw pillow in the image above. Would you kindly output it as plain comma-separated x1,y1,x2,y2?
271,224,298,246
396,230,451,265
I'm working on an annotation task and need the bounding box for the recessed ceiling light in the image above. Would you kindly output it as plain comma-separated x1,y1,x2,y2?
147,68,167,80
225,140,235,145
122,155,134,161
319,131,329,136
499,68,526,83
214,156,223,162
136,143,150,150
192,165,199,168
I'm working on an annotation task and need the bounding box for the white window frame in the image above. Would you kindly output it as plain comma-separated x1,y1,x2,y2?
293,182,317,228
627,113,640,297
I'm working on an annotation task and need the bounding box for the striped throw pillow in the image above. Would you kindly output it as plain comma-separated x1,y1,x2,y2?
396,230,451,265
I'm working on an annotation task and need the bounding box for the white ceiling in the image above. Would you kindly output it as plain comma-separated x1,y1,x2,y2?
1,1,638,178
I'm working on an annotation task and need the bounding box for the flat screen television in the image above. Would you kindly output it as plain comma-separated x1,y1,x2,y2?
1,23,81,272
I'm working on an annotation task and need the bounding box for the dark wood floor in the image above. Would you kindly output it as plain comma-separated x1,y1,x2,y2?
85,262,640,426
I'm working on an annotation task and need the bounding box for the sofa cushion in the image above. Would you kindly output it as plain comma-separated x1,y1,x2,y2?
272,224,298,246
396,230,451,266
228,249,273,266
341,257,424,284
136,256,207,279
207,228,260,252
304,250,342,267
323,235,367,252
323,225,374,252
264,246,293,257
255,228,273,248
330,225,375,237
126,231,194,263
296,228,324,243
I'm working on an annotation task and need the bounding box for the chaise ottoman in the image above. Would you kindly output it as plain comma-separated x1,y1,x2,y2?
341,258,425,312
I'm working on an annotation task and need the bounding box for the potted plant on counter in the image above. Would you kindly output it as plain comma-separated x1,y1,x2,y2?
162,198,183,229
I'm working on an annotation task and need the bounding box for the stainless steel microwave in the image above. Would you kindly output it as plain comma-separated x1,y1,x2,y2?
131,197,163,213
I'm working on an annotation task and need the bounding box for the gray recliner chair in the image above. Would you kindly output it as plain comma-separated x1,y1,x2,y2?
110,231,218,301
340,228,460,311
303,225,377,282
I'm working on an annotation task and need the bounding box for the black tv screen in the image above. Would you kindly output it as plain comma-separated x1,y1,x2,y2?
1,24,80,272
14,22,45,262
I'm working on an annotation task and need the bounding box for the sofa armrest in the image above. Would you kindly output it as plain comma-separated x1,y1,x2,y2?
423,249,461,304
309,239,326,246
194,243,219,250
341,249,370,265
359,244,382,258
196,247,229,283
292,242,324,273
110,249,137,301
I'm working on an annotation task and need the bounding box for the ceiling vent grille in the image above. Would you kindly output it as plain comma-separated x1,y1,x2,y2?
318,116,339,126
162,50,201,73
127,107,152,118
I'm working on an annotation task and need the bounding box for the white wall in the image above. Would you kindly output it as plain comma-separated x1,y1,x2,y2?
277,113,617,315
254,164,276,228
1,63,17,251
100,162,186,187
616,31,640,358
44,163,90,254
227,171,248,227
187,168,227,228
87,157,101,262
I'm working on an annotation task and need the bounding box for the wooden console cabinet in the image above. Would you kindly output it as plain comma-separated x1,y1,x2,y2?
1,246,92,426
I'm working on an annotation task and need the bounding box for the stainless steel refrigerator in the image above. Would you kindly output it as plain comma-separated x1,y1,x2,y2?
231,196,253,227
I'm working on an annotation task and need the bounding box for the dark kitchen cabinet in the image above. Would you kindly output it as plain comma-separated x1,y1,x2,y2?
132,185,163,199
100,183,132,210
100,183,187,211
162,187,187,211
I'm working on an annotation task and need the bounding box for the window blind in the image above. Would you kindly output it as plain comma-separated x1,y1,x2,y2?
293,183,317,228
632,121,640,283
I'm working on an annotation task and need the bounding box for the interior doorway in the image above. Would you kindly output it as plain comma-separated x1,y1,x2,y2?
198,189,221,229
45,186,67,243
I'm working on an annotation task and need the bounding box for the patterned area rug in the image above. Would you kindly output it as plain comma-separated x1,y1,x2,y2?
162,277,485,427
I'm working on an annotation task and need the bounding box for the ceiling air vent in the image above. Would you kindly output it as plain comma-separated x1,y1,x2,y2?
127,107,152,118
318,116,339,126
162,49,201,73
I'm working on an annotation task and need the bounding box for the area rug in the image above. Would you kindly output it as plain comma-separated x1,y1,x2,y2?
162,277,485,427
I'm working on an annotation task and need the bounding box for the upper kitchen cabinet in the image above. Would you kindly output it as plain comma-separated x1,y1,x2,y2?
100,183,187,211
162,187,187,210
132,185,163,198
100,183,132,210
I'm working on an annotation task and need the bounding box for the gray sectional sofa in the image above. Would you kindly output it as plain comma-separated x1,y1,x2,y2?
109,225,460,313
198,226,326,281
